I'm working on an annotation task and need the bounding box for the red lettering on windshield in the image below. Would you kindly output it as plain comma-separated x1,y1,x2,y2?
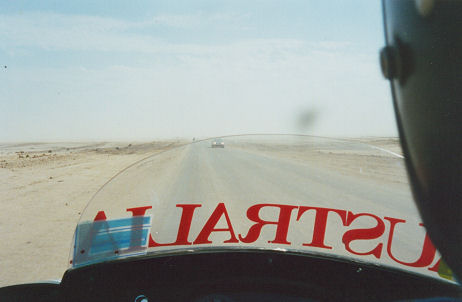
126,206,152,216
239,204,297,245
194,203,238,244
385,219,437,268
149,204,201,247
89,202,445,278
428,258,441,272
342,212,385,259
297,207,347,249
93,211,107,221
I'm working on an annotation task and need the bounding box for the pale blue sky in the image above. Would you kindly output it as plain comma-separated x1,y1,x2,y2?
0,1,396,141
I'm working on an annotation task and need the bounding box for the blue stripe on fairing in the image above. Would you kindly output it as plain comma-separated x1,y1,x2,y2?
90,228,150,254
93,216,151,229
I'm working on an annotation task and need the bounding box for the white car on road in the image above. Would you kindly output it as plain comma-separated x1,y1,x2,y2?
211,138,224,148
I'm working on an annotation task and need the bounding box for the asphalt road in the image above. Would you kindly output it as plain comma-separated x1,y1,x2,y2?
164,140,415,214
122,140,419,254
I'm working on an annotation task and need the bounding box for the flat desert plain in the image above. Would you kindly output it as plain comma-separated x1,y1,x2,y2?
0,141,182,286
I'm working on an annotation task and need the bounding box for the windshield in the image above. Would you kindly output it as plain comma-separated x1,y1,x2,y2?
70,135,451,283
0,0,457,293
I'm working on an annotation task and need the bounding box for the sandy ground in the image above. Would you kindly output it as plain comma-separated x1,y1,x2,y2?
0,141,182,287
228,136,406,187
0,137,406,287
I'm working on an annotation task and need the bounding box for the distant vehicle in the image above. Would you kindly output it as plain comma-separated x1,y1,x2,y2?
211,138,224,148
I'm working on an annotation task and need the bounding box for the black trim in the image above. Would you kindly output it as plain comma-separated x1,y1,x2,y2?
61,251,461,302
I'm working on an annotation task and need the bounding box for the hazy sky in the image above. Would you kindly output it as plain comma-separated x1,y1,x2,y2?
0,1,396,141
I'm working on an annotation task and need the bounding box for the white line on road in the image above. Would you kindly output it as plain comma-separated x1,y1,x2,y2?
366,145,404,159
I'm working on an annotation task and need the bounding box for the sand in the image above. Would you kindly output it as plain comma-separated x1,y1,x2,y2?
0,141,181,286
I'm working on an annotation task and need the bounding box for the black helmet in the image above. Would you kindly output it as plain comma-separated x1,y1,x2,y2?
380,0,462,279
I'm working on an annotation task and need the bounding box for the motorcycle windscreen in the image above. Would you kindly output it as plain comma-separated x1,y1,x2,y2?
69,135,456,283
